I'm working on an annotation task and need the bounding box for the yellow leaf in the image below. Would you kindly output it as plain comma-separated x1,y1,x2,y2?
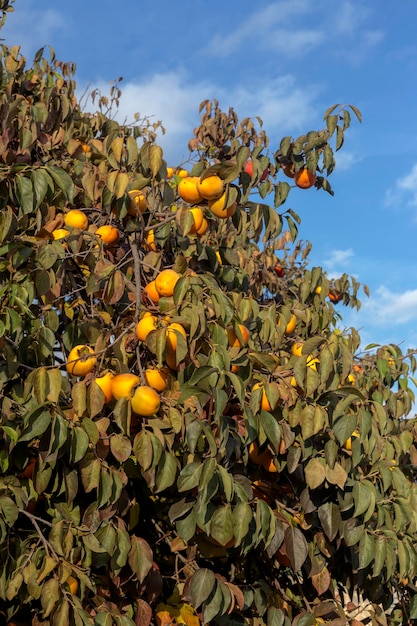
177,603,200,626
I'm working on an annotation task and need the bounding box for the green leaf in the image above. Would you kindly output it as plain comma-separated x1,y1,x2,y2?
128,536,153,583
19,408,51,442
155,451,177,493
304,458,326,489
189,568,216,609
358,532,375,570
209,505,234,547
318,502,340,541
284,525,308,572
46,165,74,202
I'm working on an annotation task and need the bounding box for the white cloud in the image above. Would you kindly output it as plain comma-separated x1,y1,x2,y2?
81,71,319,164
362,286,417,326
1,4,66,58
205,0,383,60
323,248,354,274
385,163,417,210
333,151,360,172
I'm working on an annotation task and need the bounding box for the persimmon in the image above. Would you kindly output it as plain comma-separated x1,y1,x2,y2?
66,576,78,595
291,342,304,357
274,265,284,277
94,371,115,403
196,175,224,200
252,382,275,412
208,193,237,219
64,209,89,230
196,216,209,235
176,168,189,178
244,160,269,182
249,442,278,472
344,430,359,451
52,228,70,240
142,280,160,305
96,225,119,246
178,176,203,204
136,313,158,342
155,269,180,297
145,367,170,392
21,456,36,479
282,162,295,178
131,385,160,416
111,373,140,400
66,345,97,376
226,324,250,348
328,289,343,303
166,167,174,179
306,356,320,371
165,322,187,352
188,207,204,234
144,230,157,251
279,313,297,335
294,168,316,189
128,189,147,215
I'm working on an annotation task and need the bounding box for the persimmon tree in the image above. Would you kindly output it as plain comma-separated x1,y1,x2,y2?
1,2,417,625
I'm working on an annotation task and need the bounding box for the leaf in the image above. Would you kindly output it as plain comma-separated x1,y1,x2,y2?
304,458,326,489
41,577,60,618
325,462,347,489
150,144,163,177
19,408,51,442
46,165,74,202
232,502,252,547
318,502,340,541
311,565,331,595
284,525,308,572
189,568,216,609
110,434,132,462
128,536,153,583
155,451,177,493
358,532,375,570
209,505,234,547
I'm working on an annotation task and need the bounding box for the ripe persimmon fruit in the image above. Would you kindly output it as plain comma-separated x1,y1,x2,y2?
136,313,158,342
94,371,115,403
131,385,161,416
252,382,274,412
64,209,89,230
188,207,204,234
208,193,237,219
52,228,70,240
111,373,140,400
165,322,187,352
197,175,224,200
66,345,97,376
142,280,160,305
155,269,180,297
294,168,317,189
178,177,203,204
96,225,119,246
196,216,209,235
145,367,170,392
128,189,147,215
226,324,250,348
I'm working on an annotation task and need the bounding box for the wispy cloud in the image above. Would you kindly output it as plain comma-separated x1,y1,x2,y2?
1,3,66,58
385,163,417,210
362,286,417,326
323,248,354,275
81,71,319,164
205,0,383,61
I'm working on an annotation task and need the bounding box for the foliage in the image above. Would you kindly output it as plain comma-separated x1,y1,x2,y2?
0,5,417,626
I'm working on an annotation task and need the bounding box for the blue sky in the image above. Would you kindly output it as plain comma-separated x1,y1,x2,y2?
3,0,417,355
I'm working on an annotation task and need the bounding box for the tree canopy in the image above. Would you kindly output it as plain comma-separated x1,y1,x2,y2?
0,2,417,625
